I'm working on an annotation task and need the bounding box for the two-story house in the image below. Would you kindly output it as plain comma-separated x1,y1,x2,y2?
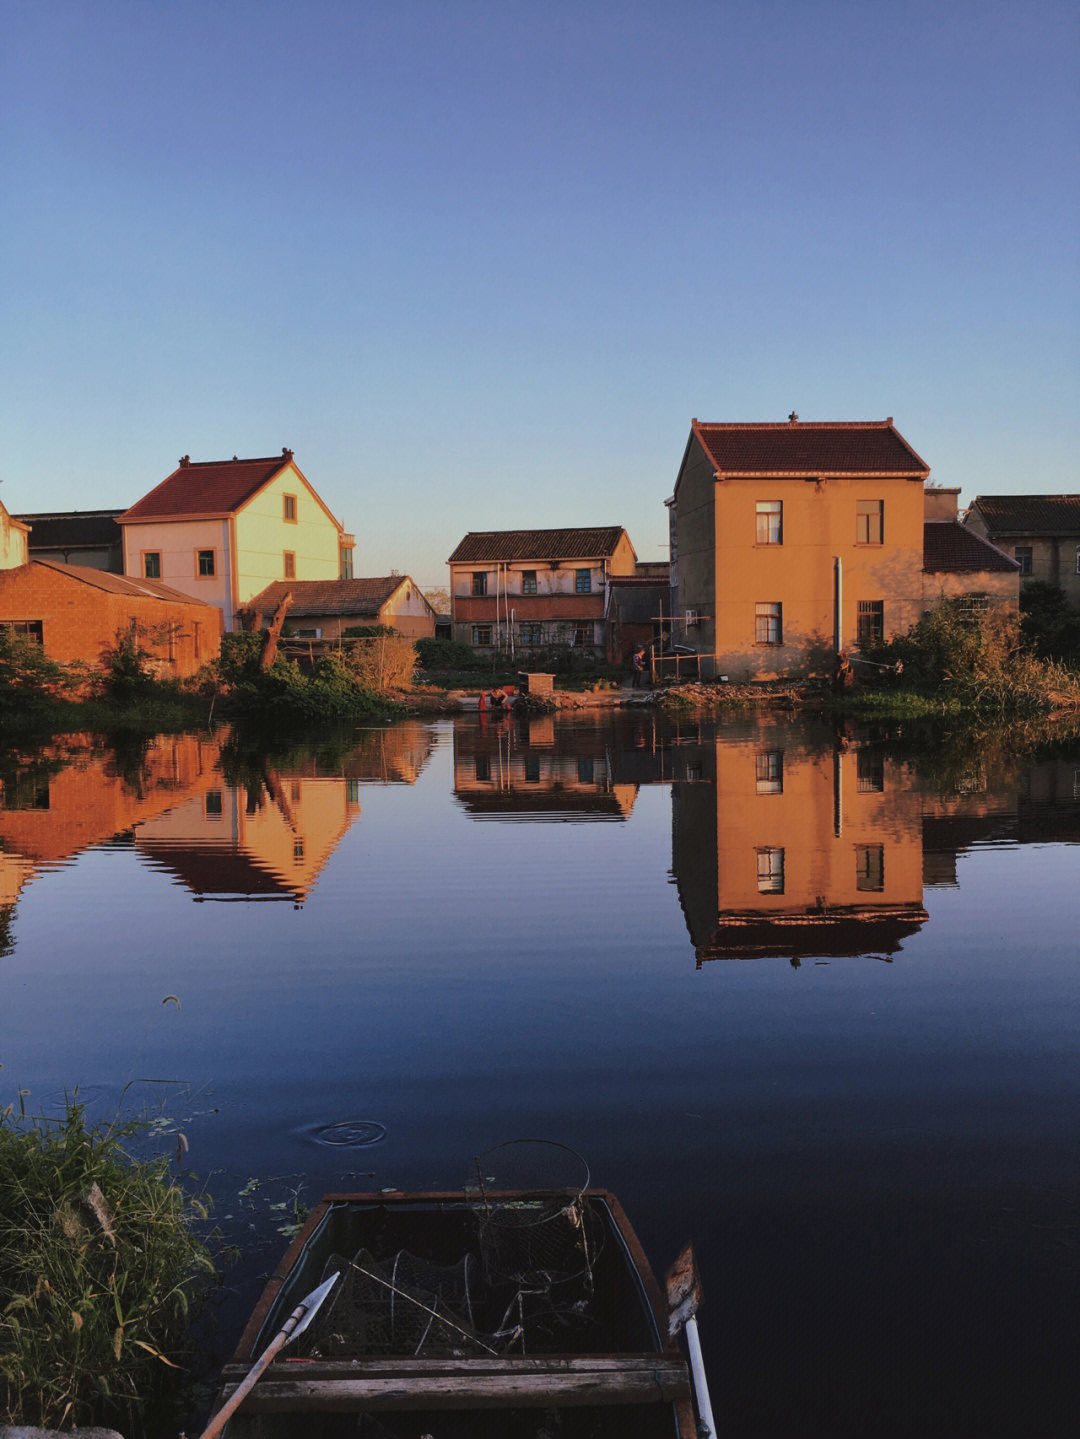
447,527,639,658
118,450,355,631
963,495,1080,608
668,417,931,680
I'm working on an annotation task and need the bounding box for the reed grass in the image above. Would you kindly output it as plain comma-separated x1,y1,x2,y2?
0,1100,214,1432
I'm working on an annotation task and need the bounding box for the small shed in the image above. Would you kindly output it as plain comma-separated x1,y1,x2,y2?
604,578,673,666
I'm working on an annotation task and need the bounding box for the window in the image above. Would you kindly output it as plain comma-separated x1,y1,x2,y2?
856,845,885,892
857,749,885,793
756,750,783,794
205,790,223,817
755,602,782,644
293,839,304,861
524,756,541,783
856,500,884,545
756,500,783,545
472,625,492,646
573,623,593,648
474,756,490,781
283,551,296,579
1075,548,1080,576
0,619,43,645
577,757,595,783
340,546,354,580
575,568,592,594
283,493,297,522
293,626,322,639
520,622,542,646
955,593,991,620
757,848,785,894
346,779,362,808
2,773,49,810
472,572,488,596
144,552,161,579
857,600,884,646
522,570,538,595
197,549,216,577
193,622,202,660
1014,546,1033,576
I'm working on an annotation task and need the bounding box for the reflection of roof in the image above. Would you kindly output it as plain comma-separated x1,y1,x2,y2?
969,495,1080,536
923,521,1019,574
16,511,122,549
454,791,634,821
26,560,215,605
136,842,300,900
691,420,929,476
121,453,293,521
449,528,627,563
695,906,928,963
247,577,430,618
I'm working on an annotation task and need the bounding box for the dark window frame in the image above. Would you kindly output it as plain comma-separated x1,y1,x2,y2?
856,500,884,545
755,602,782,645
575,568,592,594
471,571,488,596
756,500,783,545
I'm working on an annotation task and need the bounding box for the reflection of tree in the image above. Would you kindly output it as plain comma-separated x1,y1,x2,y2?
872,714,1080,796
102,731,153,798
0,903,14,959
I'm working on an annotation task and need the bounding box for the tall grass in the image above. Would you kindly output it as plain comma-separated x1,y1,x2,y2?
0,1102,213,1432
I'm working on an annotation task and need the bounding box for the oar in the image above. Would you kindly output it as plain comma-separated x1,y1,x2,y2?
198,1271,339,1439
666,1243,716,1439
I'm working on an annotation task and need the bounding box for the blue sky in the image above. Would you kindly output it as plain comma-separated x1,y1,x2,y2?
3,0,1077,587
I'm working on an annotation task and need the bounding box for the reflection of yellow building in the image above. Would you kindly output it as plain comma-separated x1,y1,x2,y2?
672,719,928,963
453,717,637,820
135,774,360,902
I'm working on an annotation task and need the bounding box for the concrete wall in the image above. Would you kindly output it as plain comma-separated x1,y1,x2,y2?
0,506,29,570
233,462,342,605
122,517,232,619
921,569,1020,611
671,438,716,656
0,564,221,677
965,512,1080,607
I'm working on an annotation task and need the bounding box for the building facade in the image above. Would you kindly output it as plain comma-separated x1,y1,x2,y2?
15,511,124,572
447,527,639,658
964,495,1080,607
1,502,31,570
669,418,931,680
119,451,355,631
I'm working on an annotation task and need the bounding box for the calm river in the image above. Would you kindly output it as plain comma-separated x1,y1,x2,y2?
2,712,1077,1437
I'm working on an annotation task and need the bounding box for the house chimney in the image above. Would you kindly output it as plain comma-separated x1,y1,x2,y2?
179,455,190,466
282,447,293,459
788,412,799,423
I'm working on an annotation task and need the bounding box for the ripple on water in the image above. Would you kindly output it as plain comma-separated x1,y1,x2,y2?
306,1120,387,1148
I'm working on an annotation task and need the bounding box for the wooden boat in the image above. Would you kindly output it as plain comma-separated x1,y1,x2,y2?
210,1188,700,1437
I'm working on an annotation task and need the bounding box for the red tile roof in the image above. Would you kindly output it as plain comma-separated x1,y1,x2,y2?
32,559,218,604
246,577,424,619
448,527,628,564
968,495,1080,536
923,522,1019,574
121,452,295,521
690,419,929,476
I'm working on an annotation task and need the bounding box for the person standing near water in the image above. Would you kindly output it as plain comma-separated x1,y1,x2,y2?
631,645,647,688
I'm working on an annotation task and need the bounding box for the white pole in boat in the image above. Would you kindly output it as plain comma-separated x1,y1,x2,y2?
665,1242,716,1439
198,1271,339,1439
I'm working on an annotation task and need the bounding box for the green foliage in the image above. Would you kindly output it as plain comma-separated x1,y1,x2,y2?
415,636,477,670
214,630,265,687
861,600,1080,716
0,1103,213,1432
99,626,159,703
0,630,79,712
342,623,395,639
1020,581,1080,665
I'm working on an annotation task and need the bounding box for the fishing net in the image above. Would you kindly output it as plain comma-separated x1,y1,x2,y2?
301,1247,490,1359
470,1140,601,1291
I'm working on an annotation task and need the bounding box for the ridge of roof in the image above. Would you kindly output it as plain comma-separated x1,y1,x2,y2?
447,526,628,564
120,451,295,522
922,520,1020,574
686,418,930,479
30,559,217,602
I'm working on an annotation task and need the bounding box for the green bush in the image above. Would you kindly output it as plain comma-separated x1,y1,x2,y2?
415,636,476,670
0,630,80,711
0,1103,213,1432
1020,581,1080,665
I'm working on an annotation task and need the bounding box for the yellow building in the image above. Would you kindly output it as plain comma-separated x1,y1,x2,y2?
669,417,931,679
119,450,355,632
1,500,31,570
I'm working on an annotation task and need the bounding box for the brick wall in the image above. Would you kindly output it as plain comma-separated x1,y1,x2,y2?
0,564,222,678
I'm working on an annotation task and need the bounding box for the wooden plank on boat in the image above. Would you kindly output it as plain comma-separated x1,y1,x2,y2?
216,1354,691,1412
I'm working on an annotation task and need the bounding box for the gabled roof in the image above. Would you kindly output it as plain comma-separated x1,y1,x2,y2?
688,418,930,478
246,577,431,620
968,495,1080,536
448,527,629,564
28,559,216,604
923,521,1020,574
15,510,122,549
121,451,302,522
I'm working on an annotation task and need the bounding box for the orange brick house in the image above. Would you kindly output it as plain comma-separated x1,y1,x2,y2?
448,527,639,658
668,418,931,680
0,560,222,678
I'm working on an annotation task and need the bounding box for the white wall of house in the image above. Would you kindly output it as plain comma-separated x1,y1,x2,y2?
122,517,232,618
1,506,29,570
233,464,342,605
